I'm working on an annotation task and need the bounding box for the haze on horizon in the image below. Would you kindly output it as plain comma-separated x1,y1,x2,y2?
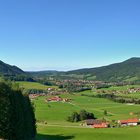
0,0,140,71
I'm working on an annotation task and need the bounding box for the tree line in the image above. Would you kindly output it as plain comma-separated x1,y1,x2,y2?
59,83,91,93
82,93,140,104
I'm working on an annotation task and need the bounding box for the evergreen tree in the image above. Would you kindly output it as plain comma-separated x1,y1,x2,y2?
0,82,36,140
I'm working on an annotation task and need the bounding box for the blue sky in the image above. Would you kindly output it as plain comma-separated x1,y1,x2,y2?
0,0,140,71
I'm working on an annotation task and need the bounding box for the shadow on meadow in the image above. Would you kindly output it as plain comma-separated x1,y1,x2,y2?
36,134,75,140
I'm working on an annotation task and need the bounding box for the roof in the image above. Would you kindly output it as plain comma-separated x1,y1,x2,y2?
119,118,139,124
47,96,62,101
93,123,108,128
85,119,104,125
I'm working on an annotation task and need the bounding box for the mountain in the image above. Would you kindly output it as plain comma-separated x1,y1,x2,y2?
67,57,140,82
28,70,63,77
0,60,25,76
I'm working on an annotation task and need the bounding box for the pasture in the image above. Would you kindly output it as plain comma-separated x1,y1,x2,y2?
33,93,140,124
24,83,140,140
36,125,140,140
16,81,58,90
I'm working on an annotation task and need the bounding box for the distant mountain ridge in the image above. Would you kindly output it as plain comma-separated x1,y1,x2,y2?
0,60,25,76
28,70,62,77
67,57,140,82
1,57,140,82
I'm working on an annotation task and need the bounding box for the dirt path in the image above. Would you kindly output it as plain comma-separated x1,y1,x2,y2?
37,123,90,129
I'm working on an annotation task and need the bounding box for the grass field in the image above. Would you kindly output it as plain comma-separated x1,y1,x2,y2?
17,81,58,90
24,84,140,140
33,94,140,125
36,125,140,140
95,85,140,91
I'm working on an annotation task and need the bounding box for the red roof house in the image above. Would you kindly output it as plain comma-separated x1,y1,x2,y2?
47,96,62,102
118,118,139,126
93,122,109,128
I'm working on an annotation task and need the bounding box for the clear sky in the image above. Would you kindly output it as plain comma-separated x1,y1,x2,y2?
0,0,140,71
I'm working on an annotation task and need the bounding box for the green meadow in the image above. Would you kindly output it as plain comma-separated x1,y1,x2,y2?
99,85,140,91
36,125,140,140
34,94,140,124
20,82,140,140
17,81,58,90
33,92,140,139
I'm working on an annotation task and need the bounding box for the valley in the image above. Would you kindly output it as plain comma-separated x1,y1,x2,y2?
1,0,140,139
1,59,140,140
17,81,140,140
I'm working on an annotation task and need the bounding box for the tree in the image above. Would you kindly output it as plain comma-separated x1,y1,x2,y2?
87,112,95,119
79,110,88,121
0,82,36,140
0,82,12,138
104,110,107,116
67,112,80,122
67,110,95,122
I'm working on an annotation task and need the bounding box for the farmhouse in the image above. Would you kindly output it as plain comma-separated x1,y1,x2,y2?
93,122,109,128
47,96,62,102
47,96,71,102
85,119,102,126
84,119,109,128
47,87,55,91
118,118,139,126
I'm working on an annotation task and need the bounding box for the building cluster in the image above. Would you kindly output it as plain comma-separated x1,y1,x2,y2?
29,93,45,99
128,87,140,93
46,96,72,103
84,118,140,129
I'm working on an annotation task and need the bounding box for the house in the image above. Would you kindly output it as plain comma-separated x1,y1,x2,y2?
93,122,109,128
118,118,139,126
84,119,108,128
47,96,62,102
85,119,101,126
47,88,55,91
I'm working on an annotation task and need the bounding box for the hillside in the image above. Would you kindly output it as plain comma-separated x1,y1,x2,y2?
0,60,25,76
28,70,62,77
67,57,140,82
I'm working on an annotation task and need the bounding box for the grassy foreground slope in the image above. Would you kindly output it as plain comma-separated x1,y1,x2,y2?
36,125,140,140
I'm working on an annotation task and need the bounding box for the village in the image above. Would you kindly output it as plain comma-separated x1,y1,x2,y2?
46,96,72,103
